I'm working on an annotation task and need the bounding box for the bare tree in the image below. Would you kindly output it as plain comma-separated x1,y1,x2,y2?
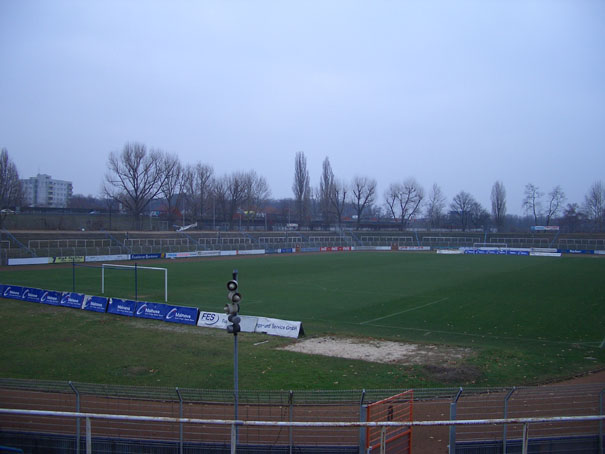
0,148,22,227
522,183,543,226
319,157,334,225
226,172,248,230
491,181,507,231
103,143,169,229
329,179,348,229
450,191,476,231
159,154,183,226
584,181,605,231
384,178,424,230
351,176,376,230
425,183,446,229
384,183,399,223
292,151,311,226
212,176,229,227
561,203,584,233
242,170,271,227
183,163,214,223
544,185,565,226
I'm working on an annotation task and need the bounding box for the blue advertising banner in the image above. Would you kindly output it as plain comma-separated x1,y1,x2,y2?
2,285,24,300
0,284,5,297
22,287,44,303
61,292,85,309
130,253,163,260
135,301,169,321
558,249,594,255
82,295,109,313
40,290,61,306
107,298,137,316
164,305,199,325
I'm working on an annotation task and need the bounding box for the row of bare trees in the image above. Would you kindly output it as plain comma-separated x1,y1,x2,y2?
291,152,605,232
103,143,270,229
1,144,604,232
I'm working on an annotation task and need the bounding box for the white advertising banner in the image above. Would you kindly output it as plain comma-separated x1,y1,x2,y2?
197,311,303,338
255,317,304,339
220,250,237,256
398,246,430,251
196,311,257,333
237,249,266,256
85,254,130,262
8,257,52,266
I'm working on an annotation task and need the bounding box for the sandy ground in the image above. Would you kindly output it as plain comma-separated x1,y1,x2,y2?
282,336,472,365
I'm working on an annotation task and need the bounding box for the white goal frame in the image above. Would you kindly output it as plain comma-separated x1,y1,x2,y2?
101,263,168,302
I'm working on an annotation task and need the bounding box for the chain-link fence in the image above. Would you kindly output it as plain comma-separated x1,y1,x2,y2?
1,378,604,453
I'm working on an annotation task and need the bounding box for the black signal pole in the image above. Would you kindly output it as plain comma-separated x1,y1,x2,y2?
225,269,241,454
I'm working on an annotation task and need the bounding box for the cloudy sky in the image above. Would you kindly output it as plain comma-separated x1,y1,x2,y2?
1,0,604,215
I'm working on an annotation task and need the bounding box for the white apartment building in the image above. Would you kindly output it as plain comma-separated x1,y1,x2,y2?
21,174,73,208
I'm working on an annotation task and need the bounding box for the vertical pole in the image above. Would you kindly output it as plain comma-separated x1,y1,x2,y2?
101,264,105,294
72,260,76,292
69,381,80,454
230,423,237,454
165,268,168,303
176,387,183,454
599,389,605,454
521,423,529,454
449,388,463,454
359,389,366,454
503,387,515,454
289,390,294,454
134,262,138,300
85,417,92,454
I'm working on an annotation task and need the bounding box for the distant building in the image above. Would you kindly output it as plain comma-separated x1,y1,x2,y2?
21,174,73,208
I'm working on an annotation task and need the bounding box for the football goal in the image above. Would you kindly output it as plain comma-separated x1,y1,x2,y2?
101,263,168,302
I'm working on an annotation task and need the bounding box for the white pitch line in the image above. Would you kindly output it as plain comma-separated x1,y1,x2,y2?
360,297,449,325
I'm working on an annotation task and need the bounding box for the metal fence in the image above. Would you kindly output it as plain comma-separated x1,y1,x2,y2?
1,379,603,454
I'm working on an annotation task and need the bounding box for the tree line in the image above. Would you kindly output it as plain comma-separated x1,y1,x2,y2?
1,145,604,232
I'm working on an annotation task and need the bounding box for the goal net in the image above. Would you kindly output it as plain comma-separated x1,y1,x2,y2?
101,263,168,302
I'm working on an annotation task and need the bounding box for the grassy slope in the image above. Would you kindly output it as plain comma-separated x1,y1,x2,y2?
1,252,604,389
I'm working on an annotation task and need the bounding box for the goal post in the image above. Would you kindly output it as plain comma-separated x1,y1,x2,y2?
101,263,168,302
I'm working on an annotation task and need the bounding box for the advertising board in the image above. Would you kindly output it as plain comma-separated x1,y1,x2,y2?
60,292,85,308
107,298,137,316
82,295,109,313
164,305,199,325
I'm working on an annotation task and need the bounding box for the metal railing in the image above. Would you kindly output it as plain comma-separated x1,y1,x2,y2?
0,408,603,454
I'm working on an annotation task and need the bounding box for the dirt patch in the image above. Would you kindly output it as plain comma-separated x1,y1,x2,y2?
281,336,473,367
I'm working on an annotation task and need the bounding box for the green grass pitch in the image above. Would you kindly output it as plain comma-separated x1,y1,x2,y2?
1,252,604,389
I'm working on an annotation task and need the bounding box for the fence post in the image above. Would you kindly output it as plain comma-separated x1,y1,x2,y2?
134,262,138,300
502,387,515,454
359,389,366,454
230,423,237,454
72,260,76,292
176,387,183,454
599,388,605,454
289,390,294,454
449,387,463,454
521,423,529,454
69,381,80,454
85,417,92,454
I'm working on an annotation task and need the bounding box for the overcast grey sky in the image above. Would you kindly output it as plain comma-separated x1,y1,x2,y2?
1,0,604,215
